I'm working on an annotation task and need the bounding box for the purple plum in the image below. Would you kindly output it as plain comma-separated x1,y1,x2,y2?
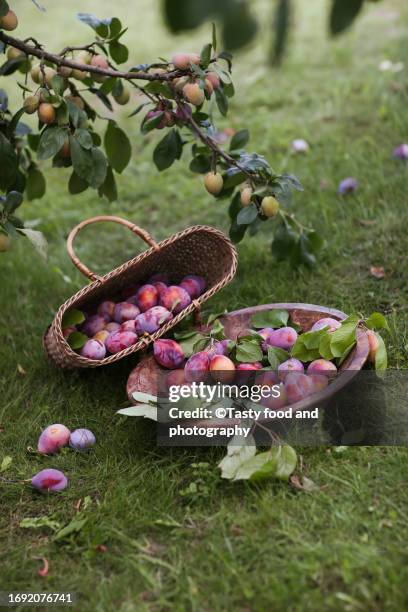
160,286,191,314
32,468,68,492
307,359,337,378
105,322,121,334
268,327,298,351
106,331,138,354
97,301,116,321
134,306,173,334
154,339,185,369
148,273,170,285
311,317,341,333
278,358,304,381
120,320,138,333
136,284,159,312
113,302,140,324
393,144,408,160
179,275,206,299
38,424,71,455
338,177,358,195
69,428,96,451
82,315,106,337
184,350,211,382
80,339,106,360
205,339,229,357
285,373,315,404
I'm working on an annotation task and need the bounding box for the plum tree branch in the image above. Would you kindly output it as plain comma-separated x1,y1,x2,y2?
0,31,182,82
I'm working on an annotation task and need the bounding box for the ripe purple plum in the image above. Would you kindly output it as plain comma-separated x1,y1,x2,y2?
285,373,315,404
154,339,185,369
184,350,210,382
106,331,138,354
180,275,206,299
268,327,298,351
393,144,408,160
82,315,106,337
311,317,341,333
105,322,121,334
307,359,337,378
205,339,229,357
160,285,191,314
309,374,329,393
135,306,173,334
113,302,140,324
259,328,275,352
97,301,116,321
136,284,159,312
69,428,96,451
278,358,304,381
152,281,167,296
210,355,236,384
256,370,279,386
38,424,71,455
120,320,138,333
338,177,358,195
235,362,263,386
32,468,68,492
81,339,106,360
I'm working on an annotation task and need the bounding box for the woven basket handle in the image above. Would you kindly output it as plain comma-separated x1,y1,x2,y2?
67,215,159,282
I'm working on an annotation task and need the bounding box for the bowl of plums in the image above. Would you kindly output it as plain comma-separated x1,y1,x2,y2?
127,302,375,424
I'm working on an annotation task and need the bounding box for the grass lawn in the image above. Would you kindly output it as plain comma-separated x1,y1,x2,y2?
1,0,408,609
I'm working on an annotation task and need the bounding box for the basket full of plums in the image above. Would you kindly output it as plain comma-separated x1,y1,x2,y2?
44,215,237,368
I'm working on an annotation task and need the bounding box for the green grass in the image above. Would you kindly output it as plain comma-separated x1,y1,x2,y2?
1,0,408,609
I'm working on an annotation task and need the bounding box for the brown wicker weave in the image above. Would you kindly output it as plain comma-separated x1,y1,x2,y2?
44,216,238,369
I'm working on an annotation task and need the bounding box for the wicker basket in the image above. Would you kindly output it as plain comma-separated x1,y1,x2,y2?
44,215,237,369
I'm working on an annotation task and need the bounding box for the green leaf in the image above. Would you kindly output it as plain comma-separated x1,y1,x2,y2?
98,164,117,202
104,121,131,173
4,191,23,213
215,87,228,116
77,12,111,37
20,516,61,531
116,404,158,420
251,309,289,329
109,40,129,64
131,391,158,404
37,127,67,161
236,339,263,363
212,22,217,52
70,136,94,183
0,1,9,18
18,229,48,260
365,312,389,332
190,155,211,174
319,334,334,360
330,315,359,358
176,332,207,358
153,128,183,171
267,346,289,369
330,0,364,35
54,517,87,541
200,43,212,68
0,132,18,190
67,331,88,350
229,218,248,244
68,171,88,195
62,309,85,328
109,17,122,38
75,128,93,149
230,129,249,151
26,166,46,200
0,455,12,472
88,147,107,188
274,445,297,480
236,204,258,226
271,222,298,262
233,446,297,481
374,333,387,371
218,435,256,480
